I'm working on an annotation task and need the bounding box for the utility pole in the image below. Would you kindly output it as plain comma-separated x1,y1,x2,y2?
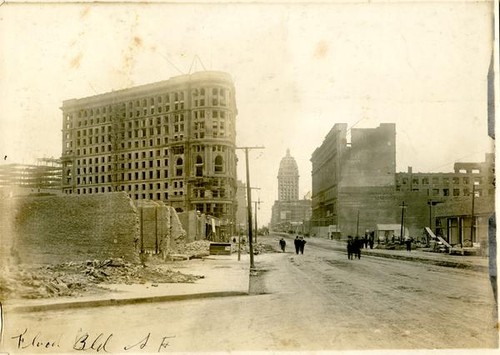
399,201,407,244
471,184,476,246
236,146,264,270
254,198,263,243
356,209,360,237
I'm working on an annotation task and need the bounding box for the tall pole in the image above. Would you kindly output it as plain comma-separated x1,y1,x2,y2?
236,146,264,270
155,205,158,254
356,209,360,237
140,206,144,254
399,201,407,244
253,198,262,243
470,184,476,246
428,201,432,230
245,149,255,269
254,201,258,243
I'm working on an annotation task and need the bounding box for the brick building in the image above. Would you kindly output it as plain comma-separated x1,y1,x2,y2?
396,154,495,247
310,123,397,238
60,71,238,226
310,122,494,244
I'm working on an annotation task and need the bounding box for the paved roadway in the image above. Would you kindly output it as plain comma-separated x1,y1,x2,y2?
2,234,497,353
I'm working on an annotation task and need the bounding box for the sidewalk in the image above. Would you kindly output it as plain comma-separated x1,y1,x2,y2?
4,254,250,313
278,234,489,273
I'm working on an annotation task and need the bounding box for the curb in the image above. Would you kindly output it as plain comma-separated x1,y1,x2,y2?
328,245,488,272
8,291,248,313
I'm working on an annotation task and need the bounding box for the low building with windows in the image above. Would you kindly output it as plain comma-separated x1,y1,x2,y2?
395,154,495,247
396,154,495,200
60,71,238,233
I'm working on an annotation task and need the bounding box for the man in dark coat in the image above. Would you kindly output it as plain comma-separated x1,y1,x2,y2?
354,236,361,259
294,236,300,254
279,238,286,252
299,237,306,254
347,236,354,260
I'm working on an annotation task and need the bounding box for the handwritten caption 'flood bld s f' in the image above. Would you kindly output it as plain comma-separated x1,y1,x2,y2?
11,328,175,352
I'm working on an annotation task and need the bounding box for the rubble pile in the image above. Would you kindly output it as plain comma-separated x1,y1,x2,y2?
229,241,277,255
0,258,203,300
253,242,278,254
182,240,211,258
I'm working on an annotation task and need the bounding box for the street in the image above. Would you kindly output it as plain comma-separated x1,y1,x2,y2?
2,233,497,352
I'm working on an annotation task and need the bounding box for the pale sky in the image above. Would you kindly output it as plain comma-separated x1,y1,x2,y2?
0,1,495,226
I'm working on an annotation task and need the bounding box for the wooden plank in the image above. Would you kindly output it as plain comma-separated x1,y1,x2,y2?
425,227,452,249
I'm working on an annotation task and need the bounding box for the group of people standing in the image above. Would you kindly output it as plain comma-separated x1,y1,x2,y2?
294,236,307,254
279,236,307,254
347,233,376,259
346,236,362,260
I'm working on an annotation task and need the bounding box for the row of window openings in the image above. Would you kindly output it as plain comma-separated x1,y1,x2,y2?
69,187,172,201
67,128,229,151
72,168,220,184
70,92,185,119
68,96,228,125
194,203,227,215
68,189,223,201
69,145,227,167
68,139,169,153
66,110,230,130
401,176,484,185
72,158,222,174
400,187,488,197
68,188,226,200
71,122,227,141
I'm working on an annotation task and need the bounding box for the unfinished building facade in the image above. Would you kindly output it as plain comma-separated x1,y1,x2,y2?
60,71,238,224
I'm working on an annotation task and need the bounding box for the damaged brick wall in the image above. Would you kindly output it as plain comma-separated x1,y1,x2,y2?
2,192,140,265
135,200,186,256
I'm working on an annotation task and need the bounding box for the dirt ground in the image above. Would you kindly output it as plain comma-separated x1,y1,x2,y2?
0,240,275,300
2,235,496,353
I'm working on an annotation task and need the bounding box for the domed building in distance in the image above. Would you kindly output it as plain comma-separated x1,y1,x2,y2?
270,149,311,234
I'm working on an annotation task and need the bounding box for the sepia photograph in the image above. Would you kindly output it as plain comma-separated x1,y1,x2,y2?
0,0,498,353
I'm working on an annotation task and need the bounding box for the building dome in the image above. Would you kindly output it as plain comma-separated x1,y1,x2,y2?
278,149,299,177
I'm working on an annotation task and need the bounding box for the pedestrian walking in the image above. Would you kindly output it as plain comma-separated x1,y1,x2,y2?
354,236,361,259
279,238,286,253
369,232,374,249
347,236,354,260
404,235,412,252
299,237,306,254
294,236,300,254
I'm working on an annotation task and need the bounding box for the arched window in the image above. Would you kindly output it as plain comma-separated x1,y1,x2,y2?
195,155,203,177
214,155,223,173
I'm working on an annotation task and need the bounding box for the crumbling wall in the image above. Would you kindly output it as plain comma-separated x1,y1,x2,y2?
2,193,140,265
134,201,186,257
0,195,18,272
